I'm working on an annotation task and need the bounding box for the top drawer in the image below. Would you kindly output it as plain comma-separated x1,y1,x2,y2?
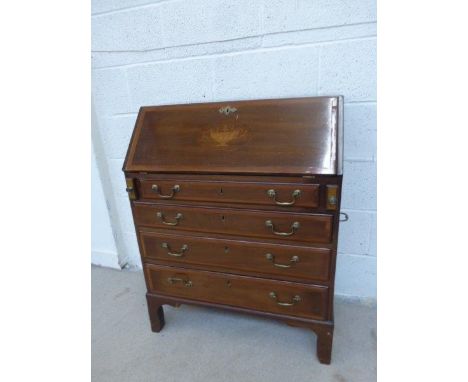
136,179,320,208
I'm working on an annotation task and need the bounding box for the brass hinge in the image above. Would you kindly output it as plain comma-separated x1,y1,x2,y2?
125,178,137,200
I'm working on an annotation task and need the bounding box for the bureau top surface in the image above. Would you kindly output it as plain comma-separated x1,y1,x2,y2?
123,96,343,176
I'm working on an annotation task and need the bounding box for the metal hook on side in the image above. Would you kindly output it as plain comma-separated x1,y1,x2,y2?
340,212,349,222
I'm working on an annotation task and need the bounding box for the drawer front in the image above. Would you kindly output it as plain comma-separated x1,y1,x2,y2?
140,231,331,282
133,204,333,244
137,179,320,208
145,264,329,320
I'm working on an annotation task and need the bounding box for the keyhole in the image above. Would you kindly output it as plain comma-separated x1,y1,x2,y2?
221,215,225,222
226,280,232,288
219,187,224,195
224,246,229,253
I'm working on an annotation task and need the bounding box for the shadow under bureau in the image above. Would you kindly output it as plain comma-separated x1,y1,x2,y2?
123,96,344,364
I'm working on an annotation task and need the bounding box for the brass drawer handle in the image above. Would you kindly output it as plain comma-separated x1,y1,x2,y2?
151,184,180,199
269,292,302,306
167,277,192,287
161,242,188,257
265,253,299,268
265,220,300,236
156,212,183,226
267,189,301,206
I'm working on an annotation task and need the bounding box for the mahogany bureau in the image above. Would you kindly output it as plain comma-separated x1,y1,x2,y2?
123,96,344,364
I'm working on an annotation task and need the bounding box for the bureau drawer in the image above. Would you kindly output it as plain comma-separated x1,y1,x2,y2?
145,264,329,320
137,179,320,208
133,204,333,244
140,231,331,282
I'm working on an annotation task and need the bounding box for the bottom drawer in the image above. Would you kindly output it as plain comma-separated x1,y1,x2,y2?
144,264,329,320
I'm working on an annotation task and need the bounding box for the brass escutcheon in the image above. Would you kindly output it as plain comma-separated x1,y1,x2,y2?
218,106,237,115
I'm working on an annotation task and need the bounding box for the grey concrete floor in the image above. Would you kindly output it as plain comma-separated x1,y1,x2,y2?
92,265,376,382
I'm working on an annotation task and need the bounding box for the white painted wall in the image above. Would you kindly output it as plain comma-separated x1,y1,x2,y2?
91,0,377,299
91,143,120,269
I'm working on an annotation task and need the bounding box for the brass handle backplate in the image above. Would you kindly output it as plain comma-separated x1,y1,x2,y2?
151,184,180,199
265,253,299,268
269,292,302,306
267,189,301,206
161,242,188,257
167,277,192,287
265,220,300,236
156,212,183,226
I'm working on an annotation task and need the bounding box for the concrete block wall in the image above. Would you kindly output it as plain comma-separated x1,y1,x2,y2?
91,0,377,300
